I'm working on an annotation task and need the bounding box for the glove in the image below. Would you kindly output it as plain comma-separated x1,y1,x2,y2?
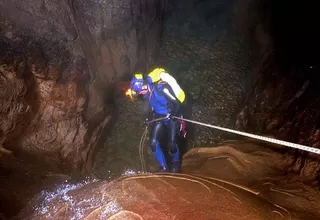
166,112,178,120
143,118,150,126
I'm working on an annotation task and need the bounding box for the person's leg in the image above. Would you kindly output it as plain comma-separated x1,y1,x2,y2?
150,121,168,171
167,119,181,173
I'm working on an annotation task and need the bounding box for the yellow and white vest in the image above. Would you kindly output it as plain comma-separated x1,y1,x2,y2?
148,68,186,103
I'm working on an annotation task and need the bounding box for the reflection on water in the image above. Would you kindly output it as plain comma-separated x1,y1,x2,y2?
121,168,146,176
33,177,99,219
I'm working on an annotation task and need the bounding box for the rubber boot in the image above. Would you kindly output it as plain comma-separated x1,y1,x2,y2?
170,148,181,173
153,142,168,172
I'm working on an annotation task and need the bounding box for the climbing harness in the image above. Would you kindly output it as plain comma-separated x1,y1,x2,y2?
139,126,148,172
139,115,320,172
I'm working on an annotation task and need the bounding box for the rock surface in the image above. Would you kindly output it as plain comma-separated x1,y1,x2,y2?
17,173,291,220
181,141,320,219
2,0,320,219
0,0,166,174
234,0,320,180
17,140,320,220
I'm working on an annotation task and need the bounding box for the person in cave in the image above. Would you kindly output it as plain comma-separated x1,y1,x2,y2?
130,68,187,173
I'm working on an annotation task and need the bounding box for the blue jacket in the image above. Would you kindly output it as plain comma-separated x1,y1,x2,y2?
145,82,180,116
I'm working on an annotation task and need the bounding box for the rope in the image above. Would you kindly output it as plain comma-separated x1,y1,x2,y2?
172,116,320,155
138,115,320,172
139,116,171,172
145,116,169,124
139,126,148,172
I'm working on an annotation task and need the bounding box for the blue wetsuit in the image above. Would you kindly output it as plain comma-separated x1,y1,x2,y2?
144,82,182,172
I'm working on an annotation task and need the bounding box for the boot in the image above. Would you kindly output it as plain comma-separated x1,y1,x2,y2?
153,142,168,172
158,166,169,172
171,161,181,173
170,148,181,173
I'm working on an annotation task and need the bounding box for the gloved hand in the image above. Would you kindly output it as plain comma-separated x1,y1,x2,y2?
143,118,150,126
166,112,178,120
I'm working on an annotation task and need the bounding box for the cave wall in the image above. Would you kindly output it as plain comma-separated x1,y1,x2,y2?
233,0,320,180
0,0,167,174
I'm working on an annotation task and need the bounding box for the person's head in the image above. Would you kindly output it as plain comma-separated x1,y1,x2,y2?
130,73,149,95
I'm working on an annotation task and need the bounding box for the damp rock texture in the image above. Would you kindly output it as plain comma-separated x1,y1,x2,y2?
16,140,320,220
17,173,291,220
0,0,166,174
0,156,71,218
182,141,320,220
234,0,320,181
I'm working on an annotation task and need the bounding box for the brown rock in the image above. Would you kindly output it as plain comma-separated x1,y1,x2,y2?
233,0,320,181
17,173,290,220
0,0,166,173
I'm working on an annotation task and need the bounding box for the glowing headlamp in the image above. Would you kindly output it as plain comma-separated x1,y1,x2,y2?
125,88,136,100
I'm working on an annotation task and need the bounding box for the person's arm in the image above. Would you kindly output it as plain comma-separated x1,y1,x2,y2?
161,84,181,115
160,72,186,104
147,103,154,121
142,93,154,122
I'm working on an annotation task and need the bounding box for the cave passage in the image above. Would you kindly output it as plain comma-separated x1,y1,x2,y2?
1,0,320,219
93,0,253,178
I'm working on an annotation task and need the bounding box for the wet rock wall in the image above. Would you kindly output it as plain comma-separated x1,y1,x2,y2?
234,0,320,180
0,0,167,173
